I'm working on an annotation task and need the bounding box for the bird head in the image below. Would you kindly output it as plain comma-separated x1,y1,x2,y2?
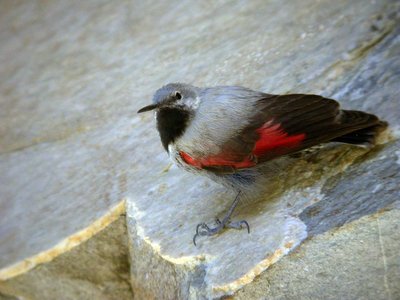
138,83,201,151
137,83,200,114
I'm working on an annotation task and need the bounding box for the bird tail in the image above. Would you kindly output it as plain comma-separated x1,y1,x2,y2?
331,110,388,147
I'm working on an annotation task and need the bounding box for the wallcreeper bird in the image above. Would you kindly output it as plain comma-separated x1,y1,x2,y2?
138,83,387,245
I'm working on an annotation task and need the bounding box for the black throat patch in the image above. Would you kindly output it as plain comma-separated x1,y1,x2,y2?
156,107,191,151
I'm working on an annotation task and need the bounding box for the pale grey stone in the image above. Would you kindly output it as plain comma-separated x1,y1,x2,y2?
235,209,400,300
0,0,399,299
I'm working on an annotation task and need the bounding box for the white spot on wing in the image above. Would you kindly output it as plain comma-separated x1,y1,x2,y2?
168,144,174,155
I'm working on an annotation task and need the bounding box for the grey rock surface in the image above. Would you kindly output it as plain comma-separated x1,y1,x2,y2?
235,209,400,300
0,0,399,299
125,0,400,298
300,141,400,237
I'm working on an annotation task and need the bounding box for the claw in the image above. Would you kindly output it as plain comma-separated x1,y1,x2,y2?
195,223,203,235
241,220,250,234
192,190,249,246
193,223,210,246
225,219,251,233
193,232,199,246
192,219,250,246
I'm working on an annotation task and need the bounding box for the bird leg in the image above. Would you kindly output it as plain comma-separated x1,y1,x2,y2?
193,191,250,246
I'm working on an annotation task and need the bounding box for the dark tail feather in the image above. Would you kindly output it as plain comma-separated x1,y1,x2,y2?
332,114,388,146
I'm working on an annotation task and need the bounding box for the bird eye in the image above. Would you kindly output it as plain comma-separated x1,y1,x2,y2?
175,91,182,100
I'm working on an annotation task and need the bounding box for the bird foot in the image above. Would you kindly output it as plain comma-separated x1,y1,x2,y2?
193,218,250,246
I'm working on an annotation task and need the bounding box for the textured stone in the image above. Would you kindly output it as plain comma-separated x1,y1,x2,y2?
0,212,133,300
235,209,400,300
125,1,400,299
0,292,17,300
0,0,399,299
301,140,400,236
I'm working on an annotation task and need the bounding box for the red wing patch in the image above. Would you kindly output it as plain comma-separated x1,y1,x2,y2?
252,121,305,157
179,151,256,169
179,121,305,170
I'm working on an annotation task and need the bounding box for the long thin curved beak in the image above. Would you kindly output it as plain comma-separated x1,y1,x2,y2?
137,103,158,113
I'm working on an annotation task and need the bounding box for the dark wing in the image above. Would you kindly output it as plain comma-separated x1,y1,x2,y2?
180,94,383,172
